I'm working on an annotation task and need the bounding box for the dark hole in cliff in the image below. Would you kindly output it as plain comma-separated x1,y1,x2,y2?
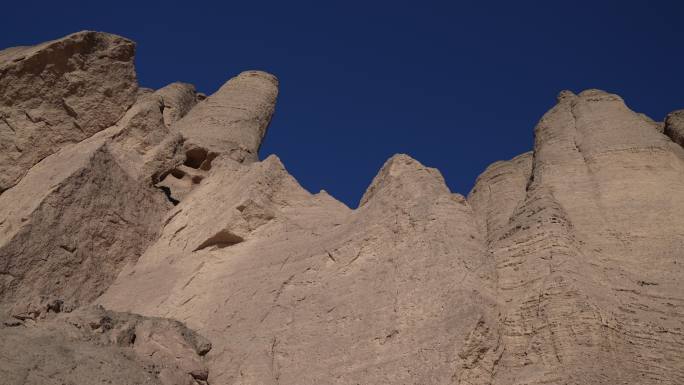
170,168,186,179
157,186,179,205
194,230,244,251
46,299,63,313
184,147,217,171
192,175,204,184
184,148,208,169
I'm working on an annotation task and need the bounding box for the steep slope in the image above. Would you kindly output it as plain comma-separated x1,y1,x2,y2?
99,153,500,385
0,79,203,316
665,109,684,147
469,90,684,384
155,70,279,203
175,70,278,164
1,31,683,385
0,135,169,315
0,33,251,385
0,31,138,193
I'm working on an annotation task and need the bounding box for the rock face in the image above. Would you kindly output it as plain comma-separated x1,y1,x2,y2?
0,305,211,385
469,90,684,384
665,109,684,147
99,153,499,384
0,31,138,193
175,70,278,164
0,135,168,315
1,32,683,385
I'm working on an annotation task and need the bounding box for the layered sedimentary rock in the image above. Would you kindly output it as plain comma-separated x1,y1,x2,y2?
1,32,683,385
469,90,684,384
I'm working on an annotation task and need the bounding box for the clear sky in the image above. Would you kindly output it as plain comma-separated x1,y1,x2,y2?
2,1,683,207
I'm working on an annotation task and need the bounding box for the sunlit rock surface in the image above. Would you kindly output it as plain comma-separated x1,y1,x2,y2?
1,32,683,385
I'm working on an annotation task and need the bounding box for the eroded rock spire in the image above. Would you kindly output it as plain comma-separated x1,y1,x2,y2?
1,31,683,385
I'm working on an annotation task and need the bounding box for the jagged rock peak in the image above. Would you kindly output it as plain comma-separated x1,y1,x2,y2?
0,30,138,193
359,153,452,207
176,69,279,164
2,30,684,385
556,89,576,101
555,88,627,104
0,30,135,66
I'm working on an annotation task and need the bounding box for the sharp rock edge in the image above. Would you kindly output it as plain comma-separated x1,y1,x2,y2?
0,33,683,385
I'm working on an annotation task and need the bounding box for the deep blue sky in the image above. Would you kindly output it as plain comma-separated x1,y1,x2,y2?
2,1,683,207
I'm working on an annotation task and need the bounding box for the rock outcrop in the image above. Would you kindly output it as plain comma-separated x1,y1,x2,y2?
469,89,684,384
1,32,683,385
0,31,138,193
0,305,211,385
665,109,684,147
175,70,278,164
99,153,499,384
0,134,169,315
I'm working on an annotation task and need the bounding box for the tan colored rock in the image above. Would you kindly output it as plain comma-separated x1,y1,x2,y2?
0,31,138,193
0,135,169,315
152,72,278,204
175,70,278,163
0,76,203,317
467,151,532,243
107,81,199,183
665,109,684,147
469,89,684,384
0,305,211,385
99,154,499,385
2,31,684,385
157,82,202,127
639,112,664,132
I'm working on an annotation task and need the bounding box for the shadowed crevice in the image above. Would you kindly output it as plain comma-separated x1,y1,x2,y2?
193,229,244,251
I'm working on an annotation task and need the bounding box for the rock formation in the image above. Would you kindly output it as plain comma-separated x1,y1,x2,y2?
0,32,682,385
0,31,138,193
1,305,211,385
469,90,684,384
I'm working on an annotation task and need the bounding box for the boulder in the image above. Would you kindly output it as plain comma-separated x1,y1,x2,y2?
0,31,138,193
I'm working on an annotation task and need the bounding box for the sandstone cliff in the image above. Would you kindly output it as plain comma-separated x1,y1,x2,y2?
0,32,682,385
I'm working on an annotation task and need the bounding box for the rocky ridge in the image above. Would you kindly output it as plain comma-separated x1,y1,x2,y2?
0,32,682,385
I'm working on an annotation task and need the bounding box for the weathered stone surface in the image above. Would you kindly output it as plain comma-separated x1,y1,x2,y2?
99,154,499,384
0,305,211,385
0,73,205,318
468,151,532,243
107,81,199,183
149,72,278,205
2,31,684,385
0,135,169,315
175,70,278,163
665,109,684,147
468,89,684,384
0,31,138,193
